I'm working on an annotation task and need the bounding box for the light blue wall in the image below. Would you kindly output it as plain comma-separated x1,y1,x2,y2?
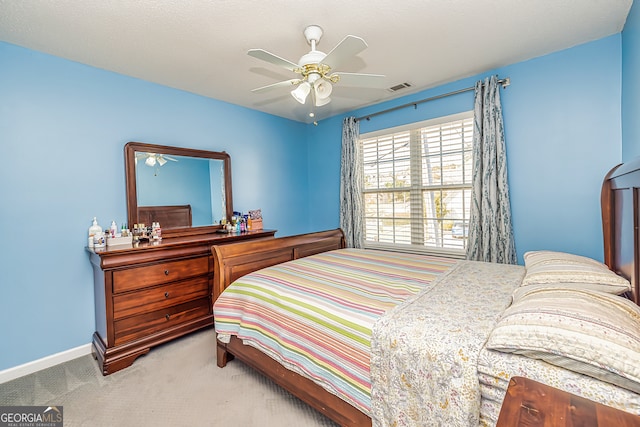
308,35,623,265
0,42,309,371
623,0,640,160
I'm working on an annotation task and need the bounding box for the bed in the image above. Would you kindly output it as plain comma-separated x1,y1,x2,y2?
211,158,640,426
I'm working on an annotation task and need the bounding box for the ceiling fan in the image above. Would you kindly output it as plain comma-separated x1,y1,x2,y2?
248,25,386,108
136,152,178,167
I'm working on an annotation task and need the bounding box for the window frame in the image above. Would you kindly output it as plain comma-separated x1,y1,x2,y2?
360,111,474,258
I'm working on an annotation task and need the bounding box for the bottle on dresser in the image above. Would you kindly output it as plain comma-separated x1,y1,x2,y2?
88,217,102,248
132,224,140,243
152,222,162,241
109,221,118,238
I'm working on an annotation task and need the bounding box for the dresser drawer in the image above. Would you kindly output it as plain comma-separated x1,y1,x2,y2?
112,256,209,293
114,297,211,345
113,277,210,320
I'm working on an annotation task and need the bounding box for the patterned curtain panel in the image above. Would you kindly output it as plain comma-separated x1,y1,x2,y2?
340,117,364,248
466,76,517,264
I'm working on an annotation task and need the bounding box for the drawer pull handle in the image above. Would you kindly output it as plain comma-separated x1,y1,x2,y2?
164,270,170,276
164,292,170,298
165,314,170,321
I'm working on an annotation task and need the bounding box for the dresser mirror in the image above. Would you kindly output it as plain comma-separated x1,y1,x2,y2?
124,142,233,238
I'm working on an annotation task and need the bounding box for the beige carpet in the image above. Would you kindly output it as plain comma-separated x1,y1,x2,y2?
0,329,339,426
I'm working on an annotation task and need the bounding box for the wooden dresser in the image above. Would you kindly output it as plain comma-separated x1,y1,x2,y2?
497,376,640,426
88,229,276,375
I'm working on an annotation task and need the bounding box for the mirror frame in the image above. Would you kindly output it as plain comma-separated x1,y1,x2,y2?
124,141,233,238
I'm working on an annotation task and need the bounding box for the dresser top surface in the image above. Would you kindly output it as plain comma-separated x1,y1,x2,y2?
88,229,277,256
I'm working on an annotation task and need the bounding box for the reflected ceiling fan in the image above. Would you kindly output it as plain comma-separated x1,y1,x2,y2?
248,25,386,108
135,152,178,167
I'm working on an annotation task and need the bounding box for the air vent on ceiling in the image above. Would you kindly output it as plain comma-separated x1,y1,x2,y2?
388,82,412,92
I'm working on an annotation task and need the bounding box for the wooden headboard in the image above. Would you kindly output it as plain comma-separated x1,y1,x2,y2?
601,157,640,305
211,228,345,301
137,205,192,229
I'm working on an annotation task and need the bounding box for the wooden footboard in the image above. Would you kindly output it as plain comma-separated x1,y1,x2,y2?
217,335,371,427
211,228,372,427
211,228,345,302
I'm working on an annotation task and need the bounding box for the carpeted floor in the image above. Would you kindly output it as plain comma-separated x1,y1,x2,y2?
0,329,339,426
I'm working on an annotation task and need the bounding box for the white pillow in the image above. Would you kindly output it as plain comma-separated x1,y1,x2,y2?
522,250,631,294
486,287,640,394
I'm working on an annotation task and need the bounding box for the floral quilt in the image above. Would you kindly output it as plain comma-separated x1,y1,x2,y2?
370,260,524,427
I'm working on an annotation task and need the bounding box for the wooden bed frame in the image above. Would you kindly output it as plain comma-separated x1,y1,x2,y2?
211,158,640,427
211,228,371,426
601,157,640,305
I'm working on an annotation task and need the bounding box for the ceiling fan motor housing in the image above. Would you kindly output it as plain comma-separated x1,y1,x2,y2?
299,26,328,84
299,50,326,67
303,25,324,45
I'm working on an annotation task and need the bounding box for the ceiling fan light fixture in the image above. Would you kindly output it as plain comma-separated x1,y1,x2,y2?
315,95,331,107
157,156,167,166
315,80,332,98
307,72,321,85
145,156,156,167
291,81,311,104
313,80,332,107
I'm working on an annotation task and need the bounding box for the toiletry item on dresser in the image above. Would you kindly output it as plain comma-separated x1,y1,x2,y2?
106,226,134,247
249,209,263,230
136,223,148,241
110,221,118,238
93,231,106,249
132,223,148,242
88,217,103,248
152,222,162,241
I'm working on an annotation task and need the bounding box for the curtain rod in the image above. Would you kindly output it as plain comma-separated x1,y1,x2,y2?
355,77,510,122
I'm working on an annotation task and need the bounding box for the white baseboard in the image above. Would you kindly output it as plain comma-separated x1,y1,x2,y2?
0,343,93,384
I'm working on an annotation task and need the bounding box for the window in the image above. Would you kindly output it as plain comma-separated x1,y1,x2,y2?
361,112,473,256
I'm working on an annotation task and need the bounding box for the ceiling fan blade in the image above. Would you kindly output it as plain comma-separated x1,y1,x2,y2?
322,35,368,70
248,49,299,72
251,79,300,93
332,72,387,88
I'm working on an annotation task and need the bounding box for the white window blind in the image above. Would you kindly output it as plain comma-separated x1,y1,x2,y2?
361,112,473,256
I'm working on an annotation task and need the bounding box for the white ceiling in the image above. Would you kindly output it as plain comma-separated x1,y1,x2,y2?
0,0,632,123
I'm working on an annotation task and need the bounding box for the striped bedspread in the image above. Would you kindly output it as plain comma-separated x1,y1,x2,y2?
213,248,457,414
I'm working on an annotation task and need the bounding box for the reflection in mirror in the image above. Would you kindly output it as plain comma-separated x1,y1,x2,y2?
135,154,225,227
125,142,233,238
